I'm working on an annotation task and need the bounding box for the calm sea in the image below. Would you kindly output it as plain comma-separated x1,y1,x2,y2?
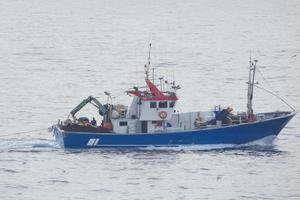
0,0,299,199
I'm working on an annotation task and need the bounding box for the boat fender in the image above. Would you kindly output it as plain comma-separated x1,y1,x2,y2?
159,111,168,119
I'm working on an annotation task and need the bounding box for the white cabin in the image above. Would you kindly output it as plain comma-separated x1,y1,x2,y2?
109,78,215,134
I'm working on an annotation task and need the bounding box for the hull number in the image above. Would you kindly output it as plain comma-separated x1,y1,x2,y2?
87,138,100,146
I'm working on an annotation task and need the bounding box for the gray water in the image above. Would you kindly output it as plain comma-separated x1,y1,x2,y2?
0,0,299,199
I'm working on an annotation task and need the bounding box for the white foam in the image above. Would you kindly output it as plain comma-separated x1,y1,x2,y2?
241,135,277,147
143,144,236,151
142,136,277,151
0,138,60,152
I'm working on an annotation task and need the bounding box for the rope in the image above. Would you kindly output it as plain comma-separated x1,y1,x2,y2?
111,91,126,99
256,67,295,112
254,85,296,111
0,128,49,138
256,67,277,94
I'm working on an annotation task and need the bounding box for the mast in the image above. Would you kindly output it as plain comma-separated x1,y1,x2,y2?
247,58,258,120
152,68,155,83
144,43,151,80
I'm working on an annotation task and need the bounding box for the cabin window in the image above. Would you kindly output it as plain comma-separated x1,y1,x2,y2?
159,101,168,108
169,101,175,108
150,102,157,108
119,121,128,126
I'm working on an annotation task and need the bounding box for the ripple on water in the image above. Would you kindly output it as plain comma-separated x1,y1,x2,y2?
0,168,18,174
4,184,29,189
48,179,70,184
90,189,112,193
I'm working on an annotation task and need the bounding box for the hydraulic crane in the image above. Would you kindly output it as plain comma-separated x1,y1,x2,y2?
70,96,110,122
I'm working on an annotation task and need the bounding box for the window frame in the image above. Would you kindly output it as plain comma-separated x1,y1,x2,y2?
119,121,128,126
158,101,168,108
150,102,157,108
169,101,176,108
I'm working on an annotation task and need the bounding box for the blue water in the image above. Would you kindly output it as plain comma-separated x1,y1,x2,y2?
0,0,299,199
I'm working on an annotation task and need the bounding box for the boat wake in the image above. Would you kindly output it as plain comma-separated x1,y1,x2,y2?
142,135,277,151
245,135,277,146
0,135,278,153
0,138,60,152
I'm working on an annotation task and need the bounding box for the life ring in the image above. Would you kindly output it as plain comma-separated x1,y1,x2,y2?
159,111,168,119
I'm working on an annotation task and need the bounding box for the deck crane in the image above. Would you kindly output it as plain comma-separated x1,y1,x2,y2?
70,96,110,122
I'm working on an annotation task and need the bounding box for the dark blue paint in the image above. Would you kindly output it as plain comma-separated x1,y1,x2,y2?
53,113,295,148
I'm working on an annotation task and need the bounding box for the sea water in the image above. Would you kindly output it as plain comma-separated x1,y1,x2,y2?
0,0,299,199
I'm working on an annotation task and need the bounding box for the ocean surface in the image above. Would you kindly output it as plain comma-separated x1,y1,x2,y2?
0,0,299,199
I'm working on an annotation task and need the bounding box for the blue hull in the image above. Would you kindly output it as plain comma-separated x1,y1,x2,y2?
52,113,295,148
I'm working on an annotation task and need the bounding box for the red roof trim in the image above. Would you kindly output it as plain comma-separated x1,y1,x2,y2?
146,79,164,98
141,97,178,101
126,79,178,101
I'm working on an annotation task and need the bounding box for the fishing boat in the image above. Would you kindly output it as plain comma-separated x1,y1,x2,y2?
50,44,296,148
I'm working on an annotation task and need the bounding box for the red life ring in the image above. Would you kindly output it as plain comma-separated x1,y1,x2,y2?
159,111,168,119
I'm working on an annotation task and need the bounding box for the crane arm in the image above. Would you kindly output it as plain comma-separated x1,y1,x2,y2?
70,96,108,118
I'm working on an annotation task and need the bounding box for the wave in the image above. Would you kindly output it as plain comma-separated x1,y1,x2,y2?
0,138,60,152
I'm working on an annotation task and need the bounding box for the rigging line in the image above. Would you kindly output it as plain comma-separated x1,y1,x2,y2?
256,67,295,112
111,91,126,99
256,67,277,93
0,128,48,138
254,85,296,112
